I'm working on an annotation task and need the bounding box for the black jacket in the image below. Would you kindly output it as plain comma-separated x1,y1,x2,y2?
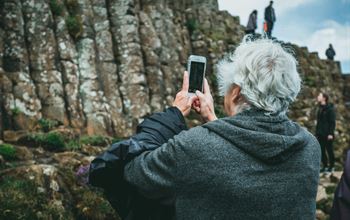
264,5,276,22
88,107,186,220
331,150,350,219
326,48,336,59
316,103,336,137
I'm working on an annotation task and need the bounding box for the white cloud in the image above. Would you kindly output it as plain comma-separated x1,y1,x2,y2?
218,0,266,21
274,0,316,14
304,20,350,62
218,1,350,72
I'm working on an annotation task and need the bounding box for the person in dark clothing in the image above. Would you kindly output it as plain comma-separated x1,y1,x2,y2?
331,149,350,220
326,44,336,60
89,107,187,219
246,10,258,35
264,1,276,38
316,92,336,172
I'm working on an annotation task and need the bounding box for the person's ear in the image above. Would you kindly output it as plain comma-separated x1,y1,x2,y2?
229,86,242,103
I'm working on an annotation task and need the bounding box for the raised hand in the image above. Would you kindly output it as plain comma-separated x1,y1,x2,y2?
193,78,217,122
173,71,198,116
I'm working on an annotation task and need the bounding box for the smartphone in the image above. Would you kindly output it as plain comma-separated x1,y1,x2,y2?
187,55,207,94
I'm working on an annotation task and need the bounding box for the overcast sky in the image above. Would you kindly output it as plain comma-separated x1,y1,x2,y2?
217,0,350,73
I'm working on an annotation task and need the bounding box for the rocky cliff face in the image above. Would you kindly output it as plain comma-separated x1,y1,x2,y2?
1,0,348,147
0,0,242,138
0,0,349,219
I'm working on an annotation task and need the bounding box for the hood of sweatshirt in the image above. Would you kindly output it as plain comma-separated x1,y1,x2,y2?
203,108,310,165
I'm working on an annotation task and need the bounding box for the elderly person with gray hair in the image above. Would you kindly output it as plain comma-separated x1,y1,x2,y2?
90,39,320,219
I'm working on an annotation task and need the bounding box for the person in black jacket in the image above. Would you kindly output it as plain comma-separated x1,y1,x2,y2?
316,92,336,172
331,149,350,219
264,1,276,38
326,44,336,60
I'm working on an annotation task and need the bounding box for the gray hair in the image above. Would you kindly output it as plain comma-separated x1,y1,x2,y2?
217,38,301,114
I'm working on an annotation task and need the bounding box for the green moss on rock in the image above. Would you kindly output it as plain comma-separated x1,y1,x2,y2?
0,144,17,160
80,135,109,146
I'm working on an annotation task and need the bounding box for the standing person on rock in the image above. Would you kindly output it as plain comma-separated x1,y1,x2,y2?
326,44,336,60
316,92,336,173
264,1,276,38
246,10,258,35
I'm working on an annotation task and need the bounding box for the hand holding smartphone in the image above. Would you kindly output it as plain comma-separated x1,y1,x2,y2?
173,55,210,117
187,55,207,94
186,55,217,122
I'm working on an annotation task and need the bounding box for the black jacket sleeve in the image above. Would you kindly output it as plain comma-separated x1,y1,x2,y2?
88,107,187,219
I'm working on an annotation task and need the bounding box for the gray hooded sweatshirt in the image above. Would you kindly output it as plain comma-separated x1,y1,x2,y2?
124,109,321,219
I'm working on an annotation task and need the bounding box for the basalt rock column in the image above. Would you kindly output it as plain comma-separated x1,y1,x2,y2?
21,0,67,124
108,0,151,133
1,0,42,130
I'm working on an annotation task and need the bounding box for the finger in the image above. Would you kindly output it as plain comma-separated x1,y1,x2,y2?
192,99,201,109
188,94,197,105
193,99,200,107
192,104,201,113
196,91,207,106
182,71,189,92
196,90,205,100
203,78,211,95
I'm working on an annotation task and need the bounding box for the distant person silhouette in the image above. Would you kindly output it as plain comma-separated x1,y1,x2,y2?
326,44,336,60
264,1,276,38
246,10,258,35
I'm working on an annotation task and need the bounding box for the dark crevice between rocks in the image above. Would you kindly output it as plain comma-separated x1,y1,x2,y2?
64,2,89,130
0,6,7,136
105,0,128,115
75,54,89,130
135,0,156,112
0,1,4,30
0,77,5,139
89,0,115,135
139,0,144,10
49,2,74,129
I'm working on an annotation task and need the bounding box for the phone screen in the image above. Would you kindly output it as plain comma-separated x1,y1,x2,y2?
189,61,205,93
